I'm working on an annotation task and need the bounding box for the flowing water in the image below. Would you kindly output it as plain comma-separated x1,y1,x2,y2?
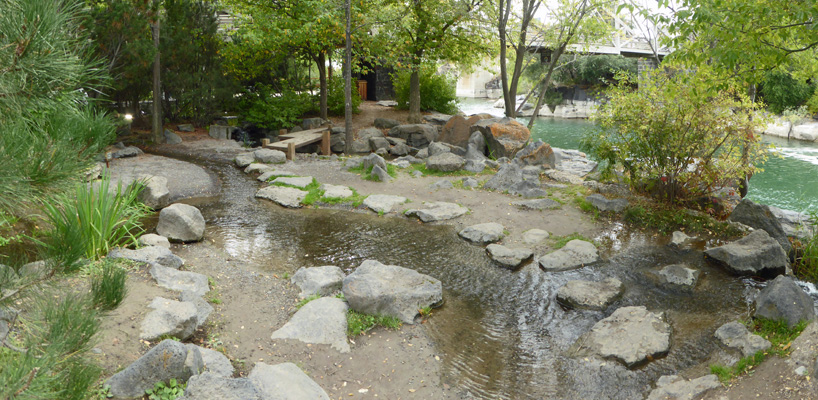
178,158,758,399
458,97,818,214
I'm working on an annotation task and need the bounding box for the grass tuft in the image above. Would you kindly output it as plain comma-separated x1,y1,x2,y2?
346,310,402,336
295,293,321,309
550,233,592,249
90,261,128,311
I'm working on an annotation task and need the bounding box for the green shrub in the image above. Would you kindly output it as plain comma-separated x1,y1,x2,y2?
91,260,128,311
239,85,314,130
328,76,361,116
146,379,185,400
792,212,818,283
393,66,458,115
584,68,767,205
760,70,815,115
43,175,150,264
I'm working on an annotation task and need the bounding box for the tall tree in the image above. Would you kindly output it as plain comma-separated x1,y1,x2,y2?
151,1,162,142
497,0,541,118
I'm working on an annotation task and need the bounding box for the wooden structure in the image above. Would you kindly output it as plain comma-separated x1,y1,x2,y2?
264,127,331,161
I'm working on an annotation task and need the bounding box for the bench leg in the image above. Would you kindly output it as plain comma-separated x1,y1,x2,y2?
287,142,295,161
321,130,331,156
261,138,270,147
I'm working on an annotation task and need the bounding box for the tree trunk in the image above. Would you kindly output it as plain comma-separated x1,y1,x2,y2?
151,16,162,143
498,0,513,117
317,52,328,121
343,0,354,154
408,67,422,124
527,46,565,130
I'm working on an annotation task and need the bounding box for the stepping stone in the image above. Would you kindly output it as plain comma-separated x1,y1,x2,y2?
458,223,505,244
256,186,307,208
538,240,599,271
647,375,720,400
556,278,624,310
249,362,330,400
291,266,345,298
108,246,183,269
486,244,532,268
107,339,203,398
272,176,314,189
512,198,561,211
257,169,296,181
271,297,350,353
320,184,353,199
254,148,286,164
656,264,699,288
669,231,693,248
235,153,255,168
138,234,171,249
140,297,199,341
522,229,549,245
150,264,210,296
363,194,407,214
704,230,788,276
585,194,628,212
575,306,671,368
157,203,205,243
244,163,274,174
405,202,468,222
715,321,771,357
753,275,815,328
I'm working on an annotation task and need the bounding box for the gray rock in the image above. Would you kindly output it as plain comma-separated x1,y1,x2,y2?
181,373,261,400
646,374,721,400
507,179,548,198
466,143,488,161
669,231,692,248
194,346,233,378
330,134,345,153
253,148,286,164
343,260,442,324
429,179,453,190
428,142,451,156
350,138,371,153
164,129,182,145
235,152,256,168
272,176,314,189
483,163,523,192
209,125,236,140
426,152,465,172
515,140,556,168
544,169,584,185
469,131,486,154
388,124,439,148
512,198,561,210
471,118,531,159
156,203,205,242
390,160,411,169
394,155,423,165
715,321,772,357
361,153,387,171
255,186,308,208
138,233,171,249
177,124,194,132
291,266,345,298
320,184,353,199
362,194,407,214
462,177,479,188
376,100,398,107
538,240,599,271
371,165,391,182
463,159,486,173
554,148,598,176
358,127,384,140
411,170,423,178
405,202,469,222
522,229,550,245
108,246,183,269
486,244,533,268
244,163,274,174
110,146,143,159
107,340,203,398
424,113,452,126
753,275,816,328
85,162,103,182
375,118,400,129
140,297,200,340
458,223,505,244
271,297,349,352
585,194,628,213
704,230,788,276
729,198,792,254
556,278,624,310
249,362,331,400
390,142,410,156
657,264,700,288
376,149,389,158
415,147,429,159
180,291,214,327
579,306,671,368
302,117,323,130
369,136,391,152
136,175,170,210
150,264,210,296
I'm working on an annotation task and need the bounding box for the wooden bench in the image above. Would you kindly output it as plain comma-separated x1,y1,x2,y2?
262,127,331,160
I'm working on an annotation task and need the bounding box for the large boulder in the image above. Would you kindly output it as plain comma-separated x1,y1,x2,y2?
439,115,483,149
577,306,671,368
138,175,170,209
255,186,307,208
361,153,387,171
350,138,371,153
108,246,183,269
249,362,331,400
405,202,469,222
164,129,183,145
715,321,772,357
342,260,442,324
585,194,628,213
753,275,815,328
357,127,384,140
107,340,203,398
646,375,721,400
704,230,788,277
156,203,205,242
140,297,200,341
426,152,465,172
538,240,599,271
387,124,439,148
458,223,506,244
728,199,792,254
374,118,401,129
271,297,350,352
486,244,533,268
302,117,323,130
514,139,556,169
253,148,286,164
291,266,345,298
369,136,391,152
483,163,524,192
556,278,624,311
150,264,210,296
470,118,531,159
